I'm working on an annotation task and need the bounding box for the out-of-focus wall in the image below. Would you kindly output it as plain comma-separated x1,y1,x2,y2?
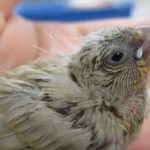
131,0,150,19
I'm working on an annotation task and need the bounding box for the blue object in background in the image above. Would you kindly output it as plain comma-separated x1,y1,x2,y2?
13,0,134,22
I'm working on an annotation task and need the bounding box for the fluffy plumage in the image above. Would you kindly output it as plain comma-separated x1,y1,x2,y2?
0,27,149,150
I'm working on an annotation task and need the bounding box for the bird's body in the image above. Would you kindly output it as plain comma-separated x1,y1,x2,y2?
0,27,149,150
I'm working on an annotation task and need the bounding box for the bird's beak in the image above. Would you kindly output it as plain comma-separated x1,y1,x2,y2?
138,26,150,60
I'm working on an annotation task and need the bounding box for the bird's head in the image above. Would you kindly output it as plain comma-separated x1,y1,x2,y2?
69,27,150,100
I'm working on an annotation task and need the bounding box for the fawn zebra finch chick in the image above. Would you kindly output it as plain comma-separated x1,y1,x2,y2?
0,27,149,150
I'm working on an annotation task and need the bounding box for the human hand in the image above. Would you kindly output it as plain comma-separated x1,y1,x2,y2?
0,0,39,75
127,116,150,150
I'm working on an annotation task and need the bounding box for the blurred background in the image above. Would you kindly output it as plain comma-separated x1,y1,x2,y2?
14,0,150,22
131,0,150,19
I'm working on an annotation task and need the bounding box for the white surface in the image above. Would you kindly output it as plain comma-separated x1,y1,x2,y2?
70,0,150,19
130,0,150,19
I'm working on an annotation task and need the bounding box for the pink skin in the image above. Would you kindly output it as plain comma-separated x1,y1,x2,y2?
0,0,150,149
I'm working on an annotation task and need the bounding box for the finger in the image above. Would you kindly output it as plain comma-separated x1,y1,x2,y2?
127,134,150,150
0,0,20,19
35,23,82,58
0,16,38,75
128,116,150,150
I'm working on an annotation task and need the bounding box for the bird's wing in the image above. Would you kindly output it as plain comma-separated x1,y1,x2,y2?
0,76,91,150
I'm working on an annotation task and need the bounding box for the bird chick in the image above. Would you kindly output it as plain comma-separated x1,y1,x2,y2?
0,27,149,150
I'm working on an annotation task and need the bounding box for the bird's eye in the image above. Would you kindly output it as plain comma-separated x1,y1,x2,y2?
106,51,126,65
111,52,124,62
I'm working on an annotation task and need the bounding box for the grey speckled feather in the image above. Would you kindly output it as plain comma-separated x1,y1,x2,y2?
0,27,149,150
